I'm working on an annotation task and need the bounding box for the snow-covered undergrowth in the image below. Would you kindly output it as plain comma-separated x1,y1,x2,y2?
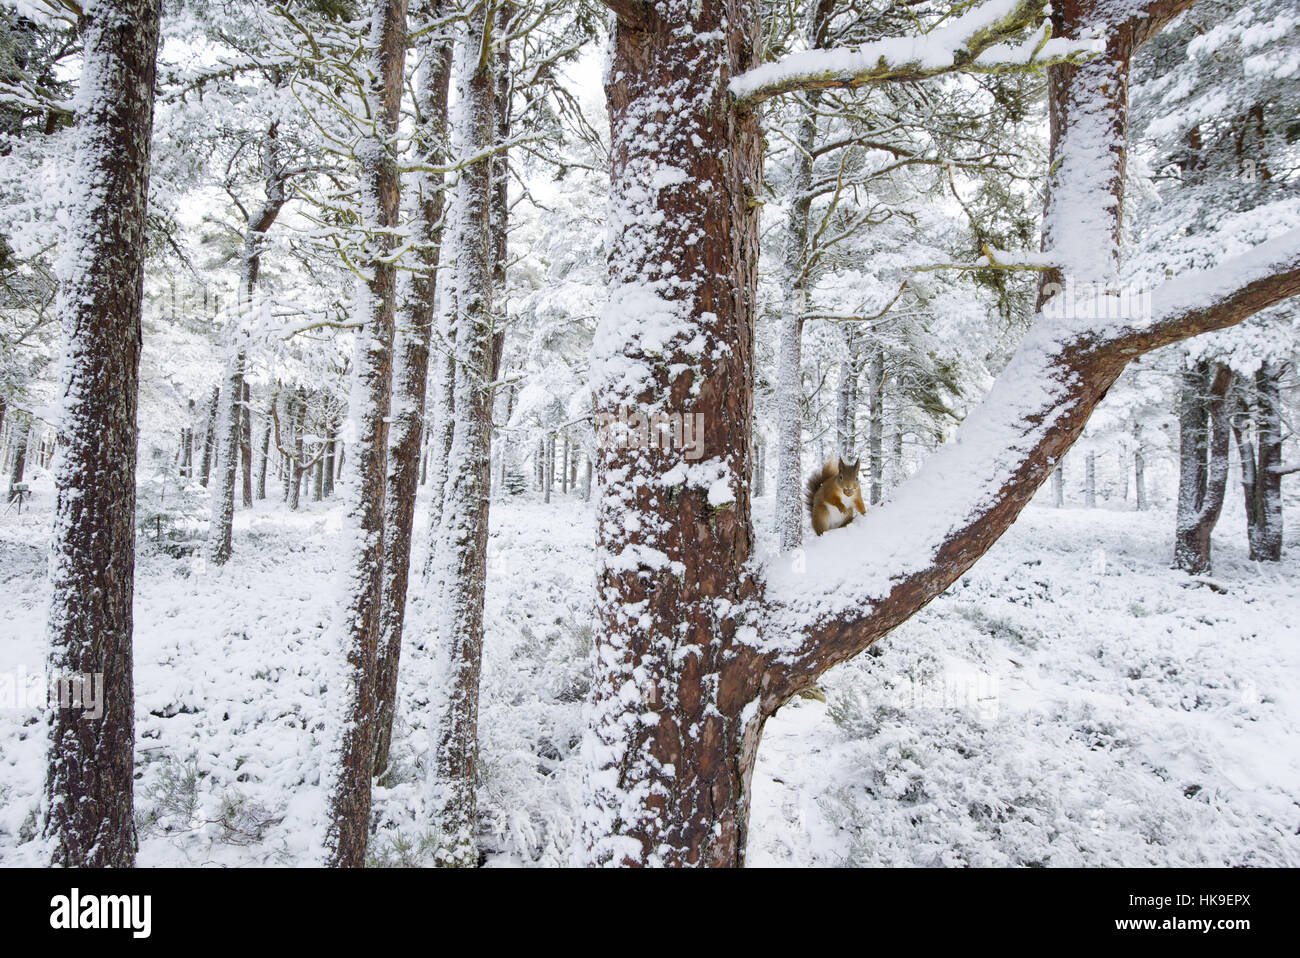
1,478,1297,866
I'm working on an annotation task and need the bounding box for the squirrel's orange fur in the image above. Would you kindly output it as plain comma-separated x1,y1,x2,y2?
805,457,866,536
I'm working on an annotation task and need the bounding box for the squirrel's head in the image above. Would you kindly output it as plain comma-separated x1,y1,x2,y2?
837,458,860,495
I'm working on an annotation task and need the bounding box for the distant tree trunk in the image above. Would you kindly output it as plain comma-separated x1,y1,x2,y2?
207,349,243,563
835,327,859,460
323,0,407,869
241,381,253,507
43,0,160,868
1084,452,1096,507
1174,361,1233,573
373,3,452,778
7,412,28,495
1053,460,1065,507
753,435,765,498
323,426,336,498
1133,423,1144,512
180,398,195,478
866,346,884,504
583,454,592,501
313,458,324,501
561,434,570,494
199,384,219,486
256,395,273,500
288,392,305,512
426,0,498,866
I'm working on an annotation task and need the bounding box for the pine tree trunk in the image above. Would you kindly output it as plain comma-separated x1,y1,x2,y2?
43,0,160,868
1053,460,1065,507
866,346,884,504
241,381,253,507
1174,361,1233,573
200,384,219,487
7,412,28,496
1085,452,1096,507
323,0,407,869
1251,361,1283,560
587,0,764,867
373,5,452,778
427,1,498,865
206,348,243,563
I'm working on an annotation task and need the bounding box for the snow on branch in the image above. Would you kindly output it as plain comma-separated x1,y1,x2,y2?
1109,229,1300,355
729,0,1102,105
751,230,1300,708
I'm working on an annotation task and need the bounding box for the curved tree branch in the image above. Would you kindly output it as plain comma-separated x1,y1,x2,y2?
755,234,1300,710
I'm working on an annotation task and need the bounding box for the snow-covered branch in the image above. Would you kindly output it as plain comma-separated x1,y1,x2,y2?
754,230,1300,708
729,0,1101,105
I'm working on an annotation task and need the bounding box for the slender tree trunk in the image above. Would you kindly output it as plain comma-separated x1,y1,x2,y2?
241,381,253,507
866,346,884,504
200,384,219,487
1085,451,1096,507
1132,423,1147,510
1053,459,1065,507
373,4,452,778
43,0,160,868
835,326,859,460
322,0,408,868
426,0,497,865
7,412,28,496
207,349,243,562
256,399,272,500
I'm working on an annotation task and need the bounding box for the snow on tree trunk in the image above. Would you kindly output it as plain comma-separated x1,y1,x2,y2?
773,97,820,551
6,411,27,494
206,347,243,563
1174,361,1233,574
866,345,884,504
586,0,765,867
240,381,253,507
1251,361,1283,561
423,0,497,866
321,0,408,868
43,0,161,868
835,326,859,459
200,384,218,486
374,8,452,778
1085,451,1096,507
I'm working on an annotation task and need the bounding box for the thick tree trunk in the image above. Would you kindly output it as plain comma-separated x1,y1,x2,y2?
373,5,452,778
587,0,765,867
1175,361,1233,573
1233,362,1284,561
1250,361,1283,560
323,0,407,868
426,0,498,866
43,0,160,868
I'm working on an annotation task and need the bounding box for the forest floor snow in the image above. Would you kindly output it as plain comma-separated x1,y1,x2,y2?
1,476,1297,866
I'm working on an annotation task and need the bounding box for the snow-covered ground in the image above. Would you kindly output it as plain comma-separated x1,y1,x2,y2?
1,474,1297,866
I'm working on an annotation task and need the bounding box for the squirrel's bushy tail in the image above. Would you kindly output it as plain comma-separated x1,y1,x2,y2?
804,458,838,518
